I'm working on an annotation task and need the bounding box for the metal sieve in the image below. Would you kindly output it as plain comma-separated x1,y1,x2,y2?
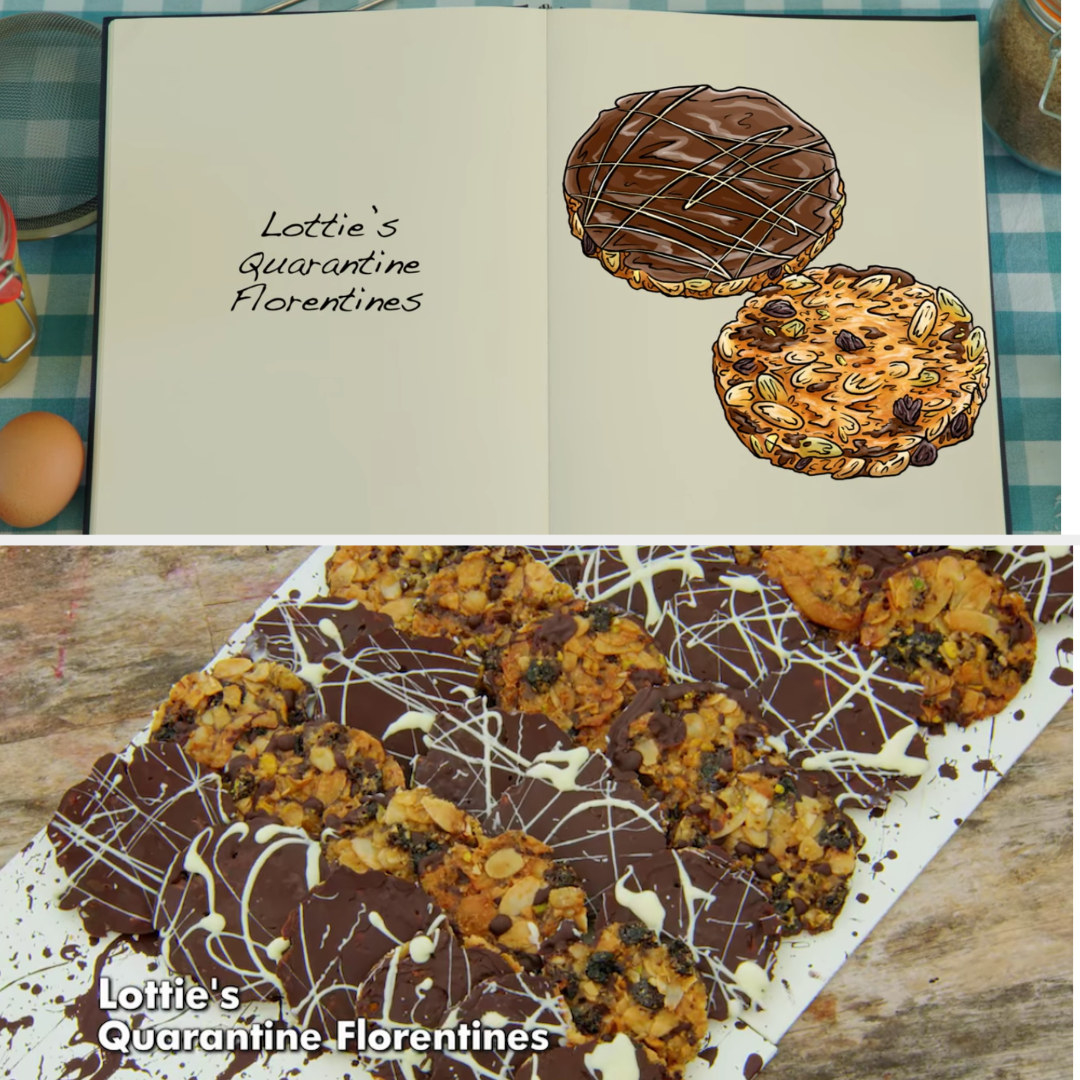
0,1,388,241
0,12,103,239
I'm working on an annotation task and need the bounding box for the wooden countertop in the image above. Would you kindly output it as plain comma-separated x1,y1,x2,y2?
0,545,1071,1080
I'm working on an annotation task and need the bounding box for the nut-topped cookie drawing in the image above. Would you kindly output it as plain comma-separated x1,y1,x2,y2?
712,265,990,477
563,86,844,298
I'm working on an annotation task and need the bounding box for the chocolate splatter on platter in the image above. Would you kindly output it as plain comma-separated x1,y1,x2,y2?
0,545,1072,1080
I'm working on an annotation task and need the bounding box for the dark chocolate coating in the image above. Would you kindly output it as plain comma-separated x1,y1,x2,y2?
244,595,392,667
48,743,235,937
654,567,810,690
564,86,842,284
429,971,569,1080
357,924,514,1030
592,846,781,1021
413,699,574,816
976,546,1074,624
512,1040,668,1080
277,867,440,1039
155,817,327,1002
483,752,667,904
756,641,926,808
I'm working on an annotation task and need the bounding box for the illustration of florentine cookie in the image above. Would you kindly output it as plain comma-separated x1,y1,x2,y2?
564,86,844,298
712,265,990,477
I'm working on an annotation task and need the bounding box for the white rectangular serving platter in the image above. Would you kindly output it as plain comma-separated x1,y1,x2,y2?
0,547,1072,1080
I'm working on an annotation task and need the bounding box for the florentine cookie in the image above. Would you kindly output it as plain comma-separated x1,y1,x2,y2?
413,546,576,652
712,265,990,477
150,656,318,770
564,86,844,298
419,831,589,956
277,867,441,1039
413,697,576,817
325,545,461,626
546,921,709,1073
156,818,327,1001
245,597,482,774
48,743,235,937
223,720,405,836
484,601,669,751
483,751,668,906
609,683,861,933
592,847,781,1022
325,785,482,881
860,553,1037,727
430,971,570,1080
756,641,928,808
653,565,810,688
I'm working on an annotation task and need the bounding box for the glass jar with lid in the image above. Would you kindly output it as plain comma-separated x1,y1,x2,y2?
982,0,1061,174
0,192,39,388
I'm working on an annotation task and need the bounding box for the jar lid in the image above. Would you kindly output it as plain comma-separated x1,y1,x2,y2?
0,194,22,304
1024,0,1061,30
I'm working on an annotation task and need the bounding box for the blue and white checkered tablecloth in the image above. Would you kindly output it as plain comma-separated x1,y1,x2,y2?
0,0,1061,534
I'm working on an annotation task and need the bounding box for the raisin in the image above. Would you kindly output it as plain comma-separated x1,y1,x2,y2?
570,1002,605,1035
584,952,622,984
618,922,656,947
154,720,178,742
817,822,853,852
666,938,695,976
584,603,615,633
820,887,847,914
544,864,581,889
524,658,561,693
629,979,664,1011
883,629,946,671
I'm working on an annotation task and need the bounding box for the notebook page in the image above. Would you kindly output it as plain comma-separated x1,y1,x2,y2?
546,10,1004,533
91,8,549,533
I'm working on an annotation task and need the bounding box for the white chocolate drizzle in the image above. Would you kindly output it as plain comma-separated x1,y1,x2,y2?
614,869,665,933
525,747,591,790
585,1032,642,1079
802,723,929,778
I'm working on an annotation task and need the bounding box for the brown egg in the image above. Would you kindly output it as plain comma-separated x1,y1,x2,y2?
0,411,85,528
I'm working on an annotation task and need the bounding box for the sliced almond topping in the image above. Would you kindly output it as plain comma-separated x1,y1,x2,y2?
484,847,525,880
908,299,938,344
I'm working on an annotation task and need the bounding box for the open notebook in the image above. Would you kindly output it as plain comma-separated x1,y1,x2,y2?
88,9,1005,533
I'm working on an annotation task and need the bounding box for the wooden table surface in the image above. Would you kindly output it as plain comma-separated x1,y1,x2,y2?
0,545,1071,1080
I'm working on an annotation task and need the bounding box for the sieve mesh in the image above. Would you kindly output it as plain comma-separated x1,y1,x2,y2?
0,13,103,238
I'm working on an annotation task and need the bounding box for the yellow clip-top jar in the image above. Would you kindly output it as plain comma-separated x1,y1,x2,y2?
0,193,39,389
983,0,1062,174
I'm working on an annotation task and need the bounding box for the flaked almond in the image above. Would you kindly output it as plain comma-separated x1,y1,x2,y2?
780,273,818,292
936,286,971,320
309,745,336,774
908,299,938,344
854,273,891,298
797,436,842,458
213,656,254,679
484,847,525,880
755,373,784,402
498,875,543,915
420,795,468,835
964,326,987,360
